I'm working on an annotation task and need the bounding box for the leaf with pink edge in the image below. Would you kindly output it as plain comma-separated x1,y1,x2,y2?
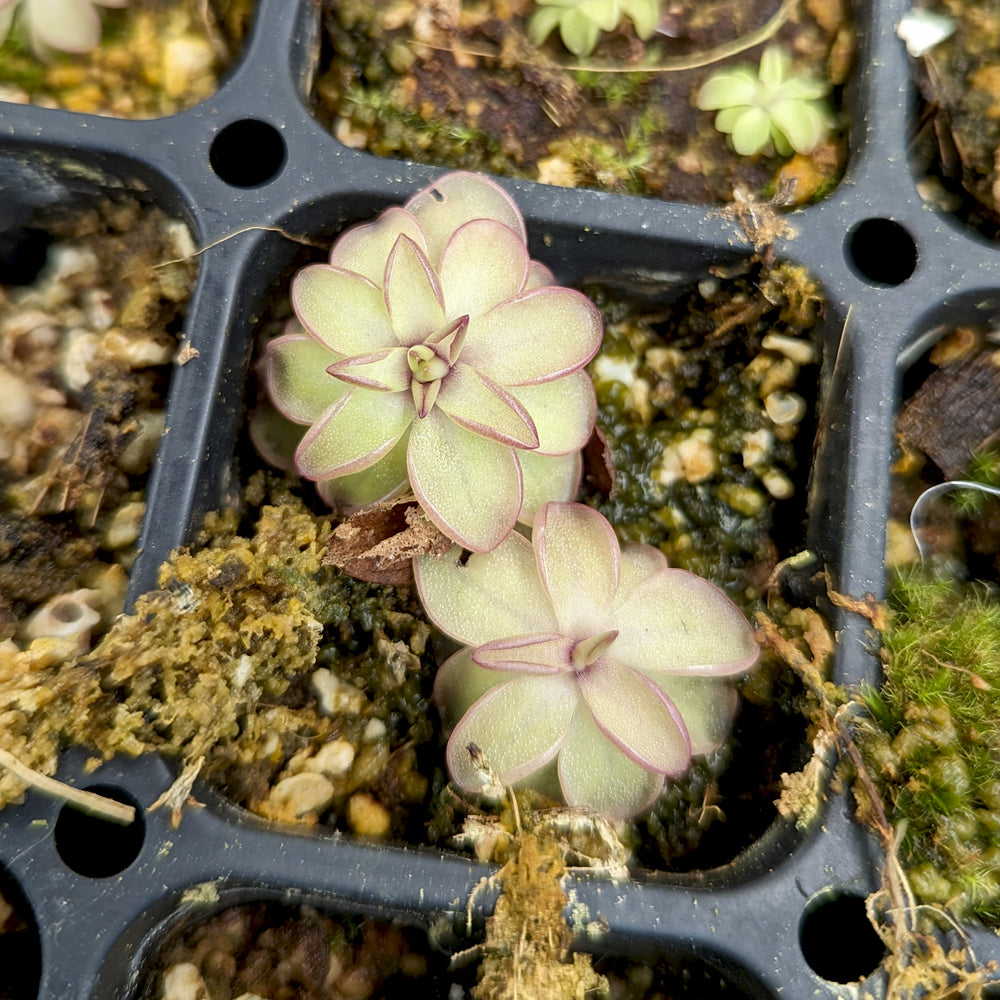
406,172,526,267
445,673,578,790
615,541,669,607
414,533,557,647
408,408,522,552
315,432,410,513
473,633,574,674
509,369,596,455
577,658,691,774
292,265,395,356
557,706,665,819
265,334,348,424
384,236,447,347
435,364,539,450
438,219,530,320
248,403,304,473
526,261,556,290
295,388,412,480
462,288,602,385
326,348,410,392
329,207,427,285
648,674,739,756
519,450,581,525
433,647,518,725
534,501,619,635
611,569,760,676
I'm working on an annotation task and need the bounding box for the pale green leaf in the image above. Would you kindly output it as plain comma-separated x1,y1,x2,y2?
696,69,758,110
329,207,427,286
462,287,602,386
295,387,412,480
438,218,529,320
557,706,665,818
534,501,619,634
414,531,558,646
435,364,539,449
315,432,410,513
473,632,574,673
610,568,759,675
406,172,525,268
265,334,347,424
518,450,581,525
384,236,446,346
509,369,596,455
292,265,396,355
408,408,522,551
578,658,691,773
327,347,411,392
730,106,772,155
445,674,578,789
646,673,738,755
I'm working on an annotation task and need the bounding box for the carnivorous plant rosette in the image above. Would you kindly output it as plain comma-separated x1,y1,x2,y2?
261,172,602,553
415,501,760,819
695,45,833,157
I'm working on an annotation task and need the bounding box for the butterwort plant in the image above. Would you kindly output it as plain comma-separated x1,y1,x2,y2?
414,501,759,819
696,45,833,157
0,0,128,57
260,172,602,553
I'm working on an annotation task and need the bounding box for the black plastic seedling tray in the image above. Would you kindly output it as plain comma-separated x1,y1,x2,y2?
2,0,1000,996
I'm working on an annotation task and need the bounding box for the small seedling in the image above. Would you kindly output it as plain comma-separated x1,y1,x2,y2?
696,45,833,157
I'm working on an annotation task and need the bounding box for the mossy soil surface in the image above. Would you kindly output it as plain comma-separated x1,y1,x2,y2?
145,897,768,1000
315,0,851,205
912,0,1000,237
856,327,1000,926
0,0,253,116
0,196,196,808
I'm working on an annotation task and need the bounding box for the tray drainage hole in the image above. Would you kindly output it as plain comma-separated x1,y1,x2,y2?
0,865,41,1000
800,891,885,983
845,218,918,286
54,784,144,878
210,119,286,187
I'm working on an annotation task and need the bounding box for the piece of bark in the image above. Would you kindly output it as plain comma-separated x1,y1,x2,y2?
897,350,1000,478
324,495,452,585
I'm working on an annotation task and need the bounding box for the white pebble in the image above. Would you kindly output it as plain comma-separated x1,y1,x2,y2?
307,739,356,777
764,391,807,426
267,772,335,818
311,668,368,716
160,963,208,1000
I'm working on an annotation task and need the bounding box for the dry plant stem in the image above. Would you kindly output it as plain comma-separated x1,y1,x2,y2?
758,609,997,997
0,747,136,825
417,0,803,73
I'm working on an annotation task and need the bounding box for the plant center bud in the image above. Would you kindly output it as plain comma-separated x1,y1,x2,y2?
571,630,619,671
407,344,450,384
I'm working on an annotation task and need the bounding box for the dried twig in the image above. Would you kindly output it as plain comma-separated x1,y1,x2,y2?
0,747,135,825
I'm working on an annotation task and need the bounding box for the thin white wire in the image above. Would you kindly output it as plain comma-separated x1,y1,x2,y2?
909,480,1000,562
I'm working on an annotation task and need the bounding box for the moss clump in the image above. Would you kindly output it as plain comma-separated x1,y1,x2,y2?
856,570,1000,924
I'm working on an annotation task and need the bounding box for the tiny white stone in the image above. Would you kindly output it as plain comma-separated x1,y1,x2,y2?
160,962,208,1000
311,668,369,716
308,739,356,777
267,772,335,818
897,9,956,57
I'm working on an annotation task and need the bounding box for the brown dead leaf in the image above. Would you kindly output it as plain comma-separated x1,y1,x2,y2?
324,495,451,585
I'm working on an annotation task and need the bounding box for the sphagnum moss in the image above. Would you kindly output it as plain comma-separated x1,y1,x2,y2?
856,570,1000,923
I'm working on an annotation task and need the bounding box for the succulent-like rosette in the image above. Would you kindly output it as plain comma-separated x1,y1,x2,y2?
695,45,833,157
415,501,760,819
262,172,602,553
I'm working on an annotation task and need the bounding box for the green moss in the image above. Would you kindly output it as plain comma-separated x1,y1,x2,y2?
856,570,1000,924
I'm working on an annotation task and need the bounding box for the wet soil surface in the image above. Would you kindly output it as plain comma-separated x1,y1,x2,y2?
912,0,1000,237
314,0,852,206
0,0,253,116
